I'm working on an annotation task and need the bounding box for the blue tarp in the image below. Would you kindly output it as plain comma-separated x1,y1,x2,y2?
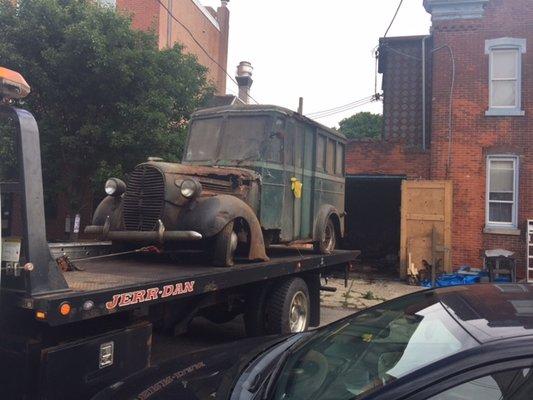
420,266,510,288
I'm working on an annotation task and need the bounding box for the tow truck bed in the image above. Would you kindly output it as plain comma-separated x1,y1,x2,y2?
25,247,358,326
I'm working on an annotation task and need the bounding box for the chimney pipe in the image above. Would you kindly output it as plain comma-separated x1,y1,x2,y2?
298,97,304,115
235,61,253,104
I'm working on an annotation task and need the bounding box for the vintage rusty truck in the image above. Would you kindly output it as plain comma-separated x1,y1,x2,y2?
86,104,347,266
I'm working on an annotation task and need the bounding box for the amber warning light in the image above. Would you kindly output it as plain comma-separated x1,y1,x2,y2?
0,67,30,100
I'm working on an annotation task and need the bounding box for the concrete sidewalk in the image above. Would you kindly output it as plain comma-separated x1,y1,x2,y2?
321,276,423,310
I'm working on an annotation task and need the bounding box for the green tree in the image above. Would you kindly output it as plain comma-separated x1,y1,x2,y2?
0,0,214,216
338,112,383,140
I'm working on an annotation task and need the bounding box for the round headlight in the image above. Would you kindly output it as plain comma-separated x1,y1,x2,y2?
105,178,126,197
180,179,200,199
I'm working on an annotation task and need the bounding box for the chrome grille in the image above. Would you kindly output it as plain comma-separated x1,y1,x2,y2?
123,165,165,231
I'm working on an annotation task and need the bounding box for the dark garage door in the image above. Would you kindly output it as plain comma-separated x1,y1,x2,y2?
344,175,404,271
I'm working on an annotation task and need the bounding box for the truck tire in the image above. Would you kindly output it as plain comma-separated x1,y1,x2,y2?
313,217,336,254
213,221,238,267
266,277,310,334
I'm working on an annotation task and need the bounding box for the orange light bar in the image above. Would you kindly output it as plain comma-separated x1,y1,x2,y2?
59,302,71,316
0,67,30,99
35,311,47,320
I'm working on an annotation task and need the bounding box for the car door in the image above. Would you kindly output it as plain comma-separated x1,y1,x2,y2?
369,351,533,400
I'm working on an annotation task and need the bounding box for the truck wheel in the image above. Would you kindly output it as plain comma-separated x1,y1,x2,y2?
314,217,336,254
266,277,310,334
213,221,238,267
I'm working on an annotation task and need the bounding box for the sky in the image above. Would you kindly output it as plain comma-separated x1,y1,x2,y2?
201,0,432,127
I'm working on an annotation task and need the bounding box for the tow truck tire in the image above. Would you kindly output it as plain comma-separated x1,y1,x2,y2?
213,221,238,267
266,277,310,334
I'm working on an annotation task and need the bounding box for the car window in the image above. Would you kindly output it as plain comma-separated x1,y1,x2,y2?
335,142,344,176
185,118,222,161
272,294,478,400
284,121,294,166
316,134,326,171
429,368,533,400
218,116,268,162
326,139,335,174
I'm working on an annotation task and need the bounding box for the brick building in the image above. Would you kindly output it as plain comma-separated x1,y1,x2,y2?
115,0,230,94
345,0,532,279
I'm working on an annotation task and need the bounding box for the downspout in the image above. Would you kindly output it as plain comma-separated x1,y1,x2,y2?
422,36,429,151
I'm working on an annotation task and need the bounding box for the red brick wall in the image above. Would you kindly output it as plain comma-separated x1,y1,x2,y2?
430,0,533,271
117,0,229,94
346,140,430,179
346,0,532,275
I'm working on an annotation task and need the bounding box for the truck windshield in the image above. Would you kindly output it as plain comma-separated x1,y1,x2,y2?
185,118,222,162
185,115,269,163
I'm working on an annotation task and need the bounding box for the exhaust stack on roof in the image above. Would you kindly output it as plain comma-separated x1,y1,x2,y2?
235,61,253,104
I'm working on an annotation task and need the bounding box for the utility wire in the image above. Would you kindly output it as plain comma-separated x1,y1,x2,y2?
432,45,456,179
156,0,260,104
307,95,375,117
384,0,404,38
308,98,375,119
310,99,374,119
309,97,376,120
312,101,374,120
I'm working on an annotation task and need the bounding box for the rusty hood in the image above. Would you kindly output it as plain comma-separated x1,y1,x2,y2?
145,161,261,182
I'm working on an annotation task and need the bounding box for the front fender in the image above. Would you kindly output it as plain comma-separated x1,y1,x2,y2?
91,195,123,229
177,195,268,262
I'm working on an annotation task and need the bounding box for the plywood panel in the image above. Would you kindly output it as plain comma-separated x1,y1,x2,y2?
400,180,452,278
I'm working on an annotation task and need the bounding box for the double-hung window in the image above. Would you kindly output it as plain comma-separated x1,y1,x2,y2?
485,38,526,116
486,156,518,227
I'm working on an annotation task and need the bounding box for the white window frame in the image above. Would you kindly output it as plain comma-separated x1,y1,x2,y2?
486,155,519,228
485,38,526,116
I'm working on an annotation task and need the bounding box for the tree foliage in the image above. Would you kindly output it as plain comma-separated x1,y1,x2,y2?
0,0,214,213
338,112,383,140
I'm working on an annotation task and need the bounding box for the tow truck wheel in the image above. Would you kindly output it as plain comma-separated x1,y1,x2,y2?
213,221,238,267
266,277,310,334
314,217,337,254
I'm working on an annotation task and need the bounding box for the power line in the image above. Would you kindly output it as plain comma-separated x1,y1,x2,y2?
384,0,404,38
312,101,374,120
308,98,375,119
306,95,375,118
156,0,260,104
309,97,376,120
310,100,374,119
308,96,373,116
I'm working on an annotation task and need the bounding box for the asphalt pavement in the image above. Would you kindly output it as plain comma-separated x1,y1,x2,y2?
151,306,353,364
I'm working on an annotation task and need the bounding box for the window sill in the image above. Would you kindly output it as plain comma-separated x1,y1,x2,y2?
485,109,525,117
483,226,521,236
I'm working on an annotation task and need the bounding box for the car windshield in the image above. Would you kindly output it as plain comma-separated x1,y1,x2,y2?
272,292,479,400
185,115,269,163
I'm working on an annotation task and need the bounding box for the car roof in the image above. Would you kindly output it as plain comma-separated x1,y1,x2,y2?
192,104,347,142
434,284,533,343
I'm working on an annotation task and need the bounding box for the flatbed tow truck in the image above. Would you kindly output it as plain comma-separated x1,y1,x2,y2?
0,69,359,399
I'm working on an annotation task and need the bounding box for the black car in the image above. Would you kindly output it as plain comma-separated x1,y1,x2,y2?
93,284,533,400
